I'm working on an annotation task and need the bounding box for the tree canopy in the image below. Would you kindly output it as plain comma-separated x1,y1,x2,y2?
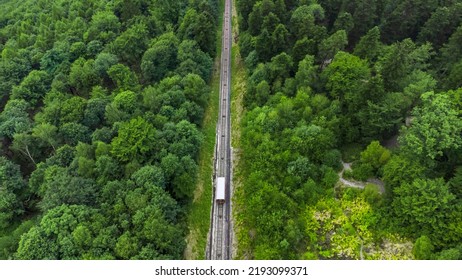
0,0,219,260
235,0,462,260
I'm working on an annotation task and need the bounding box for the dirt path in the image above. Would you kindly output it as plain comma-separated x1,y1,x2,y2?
338,161,386,194
338,162,365,189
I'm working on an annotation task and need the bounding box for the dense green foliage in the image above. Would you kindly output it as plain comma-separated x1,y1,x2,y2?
0,0,219,259
2,0,462,261
236,0,462,259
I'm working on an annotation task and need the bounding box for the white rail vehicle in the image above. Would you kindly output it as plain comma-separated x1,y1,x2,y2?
216,177,226,203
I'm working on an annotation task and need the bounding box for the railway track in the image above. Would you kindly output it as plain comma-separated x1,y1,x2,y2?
207,0,232,260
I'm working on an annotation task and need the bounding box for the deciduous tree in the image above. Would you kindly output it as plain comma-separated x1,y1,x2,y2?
111,117,156,163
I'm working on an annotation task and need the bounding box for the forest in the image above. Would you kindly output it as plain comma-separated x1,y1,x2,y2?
1,0,462,261
234,0,462,259
0,0,219,259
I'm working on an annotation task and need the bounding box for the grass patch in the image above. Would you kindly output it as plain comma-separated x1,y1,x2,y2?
230,33,245,146
230,0,250,259
184,0,224,260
